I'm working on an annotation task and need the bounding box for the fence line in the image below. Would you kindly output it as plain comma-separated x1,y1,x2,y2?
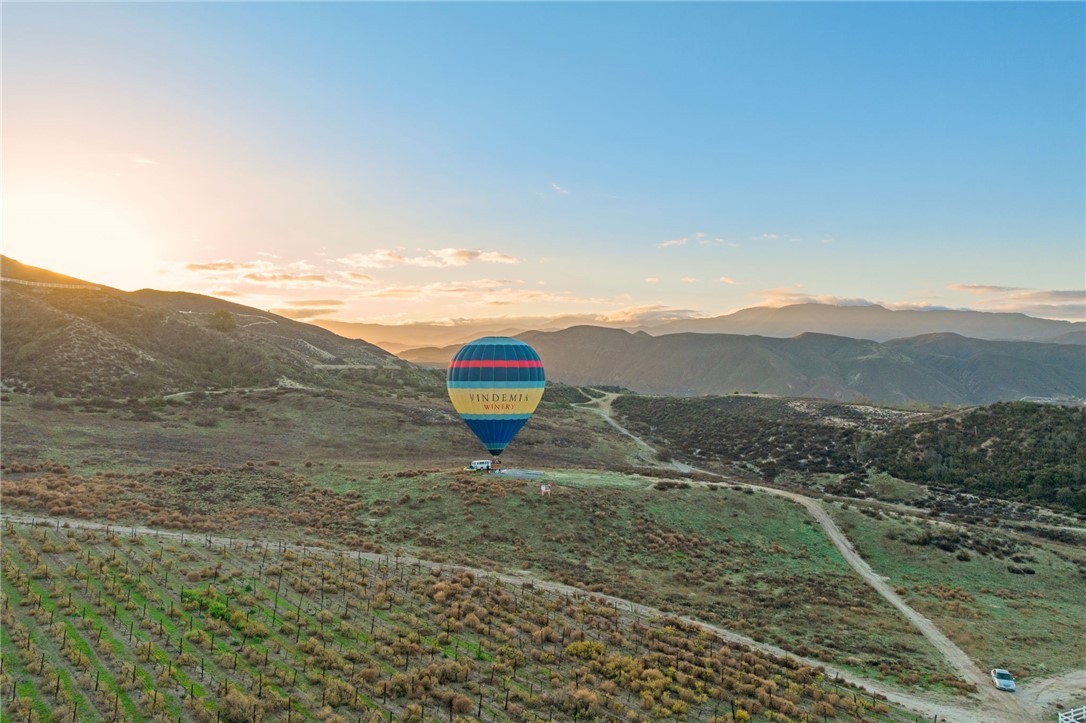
1059,706,1086,723
1,277,100,290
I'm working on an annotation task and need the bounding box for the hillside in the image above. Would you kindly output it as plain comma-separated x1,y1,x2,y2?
0,257,406,397
612,395,1086,513
0,256,107,287
402,326,1086,406
868,402,1086,511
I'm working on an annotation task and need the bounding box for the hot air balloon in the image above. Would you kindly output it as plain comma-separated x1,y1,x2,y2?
447,337,545,457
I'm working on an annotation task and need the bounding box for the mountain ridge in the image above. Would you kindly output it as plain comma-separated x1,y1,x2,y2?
315,303,1085,351
640,302,1084,342
1,256,408,396
402,325,1086,406
4,256,1083,405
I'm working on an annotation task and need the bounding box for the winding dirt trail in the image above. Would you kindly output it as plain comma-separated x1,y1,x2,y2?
5,393,1077,720
1016,669,1086,718
576,391,1039,722
0,513,993,723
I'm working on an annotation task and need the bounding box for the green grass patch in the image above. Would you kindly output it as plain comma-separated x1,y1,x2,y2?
830,503,1086,679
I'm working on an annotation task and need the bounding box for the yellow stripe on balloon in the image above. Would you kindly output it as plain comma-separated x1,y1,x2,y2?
447,387,545,416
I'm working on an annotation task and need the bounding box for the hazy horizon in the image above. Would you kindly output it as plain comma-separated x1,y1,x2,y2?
4,3,1084,324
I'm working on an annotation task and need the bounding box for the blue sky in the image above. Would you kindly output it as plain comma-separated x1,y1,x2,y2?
4,2,1084,323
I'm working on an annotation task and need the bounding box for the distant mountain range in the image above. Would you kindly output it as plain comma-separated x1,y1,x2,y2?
1,256,404,396
314,320,538,354
403,326,1086,406
317,303,1085,352
4,255,1083,405
639,303,1084,342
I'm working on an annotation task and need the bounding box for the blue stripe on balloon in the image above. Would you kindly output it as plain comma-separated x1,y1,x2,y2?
447,380,545,389
459,413,532,421
463,417,530,454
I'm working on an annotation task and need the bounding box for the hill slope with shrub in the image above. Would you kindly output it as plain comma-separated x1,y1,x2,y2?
0,258,405,397
613,395,1086,512
867,402,1086,511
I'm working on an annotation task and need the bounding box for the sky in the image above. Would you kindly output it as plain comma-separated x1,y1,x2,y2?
3,2,1084,325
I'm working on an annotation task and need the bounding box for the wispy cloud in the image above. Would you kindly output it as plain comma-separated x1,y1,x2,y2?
359,279,610,308
344,271,378,283
948,283,1028,295
131,155,159,166
598,304,705,324
947,284,1085,320
271,307,342,321
551,183,570,195
338,250,409,269
882,301,957,311
186,260,265,272
644,277,658,283
1017,290,1085,303
681,277,698,283
185,257,376,290
283,299,345,308
747,284,1085,321
338,248,519,269
243,272,331,286
366,305,707,329
719,276,737,284
754,286,876,308
757,232,807,242
657,237,688,249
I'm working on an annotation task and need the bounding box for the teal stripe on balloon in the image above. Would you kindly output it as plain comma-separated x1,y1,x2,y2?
459,413,532,421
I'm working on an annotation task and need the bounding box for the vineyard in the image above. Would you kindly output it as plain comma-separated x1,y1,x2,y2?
0,463,958,684
0,520,913,722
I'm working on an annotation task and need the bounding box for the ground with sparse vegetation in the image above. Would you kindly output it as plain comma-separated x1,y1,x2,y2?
0,459,964,691
1,521,916,722
827,502,1086,679
613,394,1086,515
4,385,1085,720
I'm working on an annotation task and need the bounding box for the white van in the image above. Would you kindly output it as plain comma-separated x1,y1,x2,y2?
464,460,492,472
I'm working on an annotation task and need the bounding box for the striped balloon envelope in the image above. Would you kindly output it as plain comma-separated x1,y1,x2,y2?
446,337,546,456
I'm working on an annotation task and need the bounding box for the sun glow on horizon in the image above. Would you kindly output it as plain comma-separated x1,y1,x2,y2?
2,3,1082,323
4,188,169,290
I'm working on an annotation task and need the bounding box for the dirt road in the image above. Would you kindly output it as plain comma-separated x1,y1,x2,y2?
0,513,1000,723
4,393,1075,721
1017,669,1086,720
578,391,1038,722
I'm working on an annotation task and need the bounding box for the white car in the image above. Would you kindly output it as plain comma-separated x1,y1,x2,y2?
990,669,1016,692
